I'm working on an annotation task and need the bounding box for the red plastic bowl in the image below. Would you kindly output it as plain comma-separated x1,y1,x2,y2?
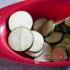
0,0,70,66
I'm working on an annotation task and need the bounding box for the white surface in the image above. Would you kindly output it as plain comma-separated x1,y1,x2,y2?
9,11,33,30
8,27,33,51
29,31,44,52
0,0,24,8
25,49,43,57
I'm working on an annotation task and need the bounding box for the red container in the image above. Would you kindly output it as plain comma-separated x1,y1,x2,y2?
0,0,70,66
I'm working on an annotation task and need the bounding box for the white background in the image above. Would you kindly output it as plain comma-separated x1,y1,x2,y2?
0,0,24,8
